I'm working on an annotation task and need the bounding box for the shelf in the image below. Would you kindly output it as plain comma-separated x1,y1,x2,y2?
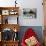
0,7,19,10
0,24,20,32
2,41,19,46
2,40,19,43
0,7,19,24
0,7,19,16
0,7,19,46
0,40,19,46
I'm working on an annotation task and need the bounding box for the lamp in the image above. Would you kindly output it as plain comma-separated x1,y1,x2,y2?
15,0,17,7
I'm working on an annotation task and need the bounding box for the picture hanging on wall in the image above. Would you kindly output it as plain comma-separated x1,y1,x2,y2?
23,8,37,19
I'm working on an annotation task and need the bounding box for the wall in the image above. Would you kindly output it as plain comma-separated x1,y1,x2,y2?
0,0,44,44
0,0,44,26
18,0,44,26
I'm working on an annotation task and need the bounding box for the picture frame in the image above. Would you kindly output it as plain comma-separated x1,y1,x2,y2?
2,10,9,15
23,8,37,19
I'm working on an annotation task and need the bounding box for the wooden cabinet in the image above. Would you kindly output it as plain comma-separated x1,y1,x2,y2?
0,7,19,46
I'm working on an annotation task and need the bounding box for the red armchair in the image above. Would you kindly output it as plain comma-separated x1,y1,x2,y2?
21,28,41,46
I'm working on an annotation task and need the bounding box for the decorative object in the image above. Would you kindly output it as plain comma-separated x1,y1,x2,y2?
9,10,18,15
13,28,18,41
2,10,9,15
13,32,18,41
21,28,41,46
25,36,38,46
23,8,37,19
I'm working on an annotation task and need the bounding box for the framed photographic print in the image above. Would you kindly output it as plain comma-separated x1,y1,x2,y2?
23,8,37,19
2,10,9,15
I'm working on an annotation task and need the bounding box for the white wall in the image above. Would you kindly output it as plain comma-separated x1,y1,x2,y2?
0,0,44,26
0,0,15,7
18,0,44,26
